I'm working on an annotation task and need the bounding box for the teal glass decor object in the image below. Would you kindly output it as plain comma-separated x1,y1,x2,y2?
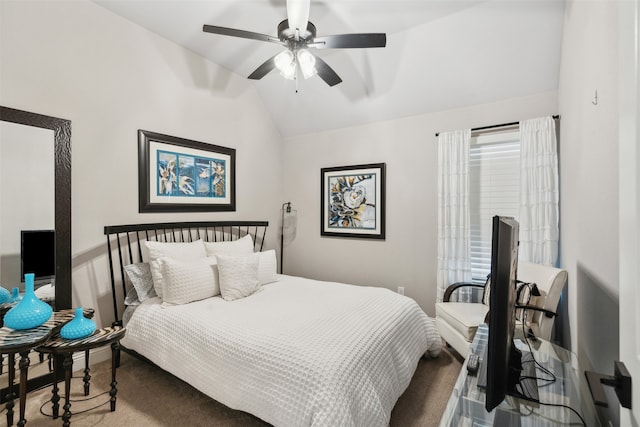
4,273,53,330
0,287,10,304
9,287,22,303
60,307,96,340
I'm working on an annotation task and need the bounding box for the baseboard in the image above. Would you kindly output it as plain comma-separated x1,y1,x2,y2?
71,345,113,371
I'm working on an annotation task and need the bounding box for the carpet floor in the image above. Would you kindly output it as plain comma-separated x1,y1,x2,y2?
16,346,461,426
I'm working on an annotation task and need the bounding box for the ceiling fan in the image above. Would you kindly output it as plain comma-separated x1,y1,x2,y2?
202,0,386,87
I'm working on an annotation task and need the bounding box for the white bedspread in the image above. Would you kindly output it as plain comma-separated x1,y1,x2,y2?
121,275,442,427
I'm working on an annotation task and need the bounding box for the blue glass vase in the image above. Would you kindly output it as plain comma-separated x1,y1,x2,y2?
60,307,96,340
9,287,22,303
0,287,10,304
4,273,53,330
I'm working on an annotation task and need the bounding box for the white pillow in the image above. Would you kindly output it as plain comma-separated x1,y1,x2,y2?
216,252,261,301
144,239,207,298
123,262,156,306
204,234,254,256
257,250,278,285
159,256,219,306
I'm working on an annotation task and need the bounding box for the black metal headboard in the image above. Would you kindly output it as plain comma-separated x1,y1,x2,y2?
104,220,268,326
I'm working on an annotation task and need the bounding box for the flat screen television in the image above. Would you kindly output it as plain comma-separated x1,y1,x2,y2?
20,229,56,284
483,215,538,412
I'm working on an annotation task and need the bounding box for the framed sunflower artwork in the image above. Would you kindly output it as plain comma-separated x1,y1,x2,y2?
320,163,386,239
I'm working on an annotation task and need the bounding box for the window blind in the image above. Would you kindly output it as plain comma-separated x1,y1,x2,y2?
469,132,520,281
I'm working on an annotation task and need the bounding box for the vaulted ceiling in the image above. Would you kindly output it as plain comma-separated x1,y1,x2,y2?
92,0,565,137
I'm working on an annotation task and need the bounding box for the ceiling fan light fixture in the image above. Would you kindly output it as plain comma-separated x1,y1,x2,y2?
203,3,385,87
274,49,297,80
297,49,317,79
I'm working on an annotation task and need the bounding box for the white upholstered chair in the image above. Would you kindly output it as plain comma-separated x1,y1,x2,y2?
434,262,568,358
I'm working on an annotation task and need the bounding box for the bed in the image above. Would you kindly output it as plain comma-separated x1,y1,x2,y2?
104,221,442,427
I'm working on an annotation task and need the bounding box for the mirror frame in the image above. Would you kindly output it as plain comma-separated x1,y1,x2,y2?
0,106,71,310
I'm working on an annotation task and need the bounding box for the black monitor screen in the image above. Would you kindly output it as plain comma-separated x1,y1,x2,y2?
20,230,55,283
484,216,520,412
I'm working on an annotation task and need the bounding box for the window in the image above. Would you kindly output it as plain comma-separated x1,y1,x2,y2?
469,130,520,281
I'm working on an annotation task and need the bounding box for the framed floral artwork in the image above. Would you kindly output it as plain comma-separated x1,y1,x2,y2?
138,130,235,213
320,163,386,239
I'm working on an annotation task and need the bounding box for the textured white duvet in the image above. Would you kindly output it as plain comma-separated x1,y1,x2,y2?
122,274,442,427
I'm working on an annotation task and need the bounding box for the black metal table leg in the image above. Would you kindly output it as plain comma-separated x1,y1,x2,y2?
17,350,30,427
62,352,73,427
109,342,119,412
83,349,91,396
6,353,16,426
50,353,60,419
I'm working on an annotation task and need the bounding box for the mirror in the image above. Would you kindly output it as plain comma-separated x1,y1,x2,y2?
0,106,71,308
0,106,71,396
0,122,55,287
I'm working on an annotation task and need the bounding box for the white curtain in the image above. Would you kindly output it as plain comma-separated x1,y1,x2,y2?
437,129,472,302
519,116,559,265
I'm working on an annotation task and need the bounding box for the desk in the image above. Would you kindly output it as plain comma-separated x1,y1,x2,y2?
0,309,92,427
439,324,600,426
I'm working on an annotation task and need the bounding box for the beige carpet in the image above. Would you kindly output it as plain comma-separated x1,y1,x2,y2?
17,347,461,426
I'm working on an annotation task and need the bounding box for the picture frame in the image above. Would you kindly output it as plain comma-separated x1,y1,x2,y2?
320,163,386,239
138,130,235,213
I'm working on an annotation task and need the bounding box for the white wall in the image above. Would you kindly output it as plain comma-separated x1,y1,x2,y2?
282,91,557,316
0,0,283,326
558,0,619,349
558,1,619,423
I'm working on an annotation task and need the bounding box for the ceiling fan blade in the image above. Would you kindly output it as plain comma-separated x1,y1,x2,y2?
313,33,387,49
286,0,310,36
247,55,278,80
313,55,342,87
203,25,282,45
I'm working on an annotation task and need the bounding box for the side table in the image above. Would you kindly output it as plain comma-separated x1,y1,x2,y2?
0,308,93,427
0,297,55,375
36,326,126,427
